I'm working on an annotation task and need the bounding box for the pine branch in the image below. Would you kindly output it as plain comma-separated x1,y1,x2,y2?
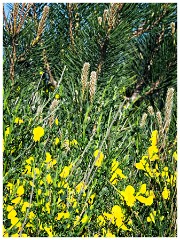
67,3,75,47
3,6,10,33
132,3,170,38
16,3,33,35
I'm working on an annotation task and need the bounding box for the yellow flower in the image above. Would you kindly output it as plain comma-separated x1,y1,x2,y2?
55,94,60,99
23,165,31,175
97,215,105,226
11,233,19,237
60,164,72,178
14,117,24,124
55,118,59,125
111,159,119,172
116,168,127,179
38,189,42,195
162,187,170,200
33,126,44,142
110,172,118,185
55,137,60,145
6,182,13,194
44,226,53,237
46,173,52,184
30,181,35,187
81,214,89,224
26,156,34,165
121,224,130,231
45,202,50,214
147,211,156,223
94,149,104,167
76,181,86,193
112,205,123,217
106,229,115,237
47,159,57,169
136,184,146,196
120,185,136,207
64,212,70,219
128,219,133,225
45,152,52,162
135,156,148,170
136,195,154,206
29,211,35,220
7,205,14,212
11,196,21,205
150,130,158,146
173,151,177,161
3,226,8,237
39,71,43,75
56,212,64,220
112,205,124,228
110,167,127,183
8,209,17,219
34,167,40,175
17,185,24,196
148,145,159,161
5,127,10,136
88,193,96,205
11,217,20,227
103,212,114,224
74,216,80,226
21,202,30,212
71,139,78,146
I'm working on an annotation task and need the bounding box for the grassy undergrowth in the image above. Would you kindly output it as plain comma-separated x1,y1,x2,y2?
3,70,177,237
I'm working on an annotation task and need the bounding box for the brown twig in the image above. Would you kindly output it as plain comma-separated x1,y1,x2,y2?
10,37,17,84
43,49,57,87
13,3,19,35
16,4,33,35
67,3,75,47
19,172,36,236
132,4,169,38
96,3,124,76
3,6,10,33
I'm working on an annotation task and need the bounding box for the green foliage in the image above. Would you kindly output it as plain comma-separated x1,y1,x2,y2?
3,3,177,237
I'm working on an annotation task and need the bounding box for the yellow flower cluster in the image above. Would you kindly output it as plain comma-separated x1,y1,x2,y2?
110,159,127,185
94,149,104,167
120,184,155,207
97,205,130,233
14,117,24,124
60,164,73,178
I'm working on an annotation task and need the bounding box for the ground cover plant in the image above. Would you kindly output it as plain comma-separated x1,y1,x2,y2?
3,3,177,237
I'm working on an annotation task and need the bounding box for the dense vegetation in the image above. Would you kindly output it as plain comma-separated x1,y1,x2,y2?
3,3,177,237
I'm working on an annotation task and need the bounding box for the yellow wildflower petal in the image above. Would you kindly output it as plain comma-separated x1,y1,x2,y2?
11,217,19,226
81,214,89,224
46,174,52,184
11,197,21,205
17,185,24,196
56,212,64,220
7,205,14,212
33,126,44,142
162,187,170,200
106,229,115,237
55,137,60,145
173,151,177,161
94,149,104,167
8,209,17,219
60,165,72,178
